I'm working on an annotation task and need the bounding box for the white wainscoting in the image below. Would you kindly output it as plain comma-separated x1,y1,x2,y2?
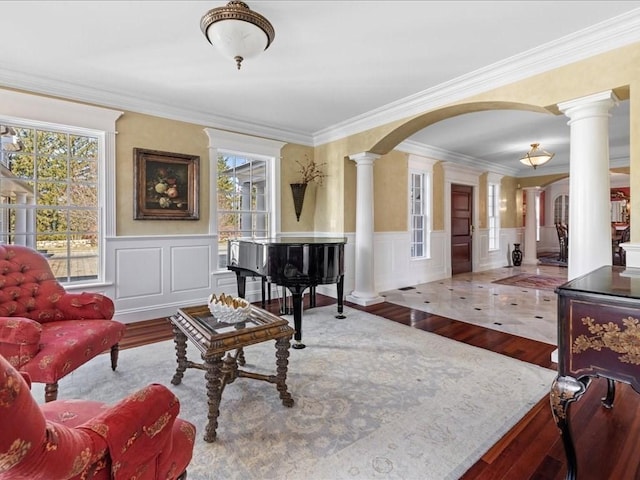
86,228,526,324
477,227,524,271
103,235,219,323
366,231,448,293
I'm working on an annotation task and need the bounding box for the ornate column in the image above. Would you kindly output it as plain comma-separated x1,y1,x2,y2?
346,152,384,306
559,90,618,280
522,187,540,265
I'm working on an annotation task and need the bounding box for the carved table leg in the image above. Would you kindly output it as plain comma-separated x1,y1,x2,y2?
204,353,225,442
110,343,120,371
601,378,616,409
550,375,590,480
44,382,59,403
171,325,188,386
235,347,246,366
275,336,294,407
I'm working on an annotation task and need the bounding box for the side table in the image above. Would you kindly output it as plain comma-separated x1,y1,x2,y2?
170,304,294,442
551,265,640,479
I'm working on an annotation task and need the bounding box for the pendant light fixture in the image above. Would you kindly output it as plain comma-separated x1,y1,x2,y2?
519,143,555,169
200,1,275,70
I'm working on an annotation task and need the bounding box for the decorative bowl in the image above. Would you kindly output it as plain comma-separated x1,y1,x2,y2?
208,293,251,324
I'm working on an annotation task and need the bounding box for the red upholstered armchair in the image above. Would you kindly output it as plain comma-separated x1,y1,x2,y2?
0,354,196,480
0,244,125,402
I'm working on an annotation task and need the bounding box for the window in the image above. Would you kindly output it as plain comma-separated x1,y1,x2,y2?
0,123,101,283
554,194,569,225
204,128,284,271
409,172,428,258
0,89,121,287
407,154,435,260
216,153,269,268
488,182,499,250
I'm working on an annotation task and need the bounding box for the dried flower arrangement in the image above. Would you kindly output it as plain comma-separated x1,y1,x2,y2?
295,156,328,186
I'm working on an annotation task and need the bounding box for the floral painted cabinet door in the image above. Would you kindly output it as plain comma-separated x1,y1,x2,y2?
550,265,640,480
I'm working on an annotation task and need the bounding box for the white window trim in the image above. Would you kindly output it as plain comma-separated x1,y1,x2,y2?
203,128,285,268
408,154,437,260
0,89,122,285
487,172,503,252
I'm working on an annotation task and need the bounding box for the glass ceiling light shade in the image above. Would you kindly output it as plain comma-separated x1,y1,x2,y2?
200,1,275,70
519,143,555,169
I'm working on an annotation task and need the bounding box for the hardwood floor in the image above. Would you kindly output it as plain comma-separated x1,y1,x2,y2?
120,295,640,480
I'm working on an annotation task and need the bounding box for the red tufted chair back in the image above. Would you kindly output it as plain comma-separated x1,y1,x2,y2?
0,244,78,322
0,244,124,402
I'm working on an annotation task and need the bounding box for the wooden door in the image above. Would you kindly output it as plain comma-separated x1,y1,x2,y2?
451,184,473,275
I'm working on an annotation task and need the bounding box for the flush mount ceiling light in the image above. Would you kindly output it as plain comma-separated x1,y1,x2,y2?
200,1,275,70
519,143,555,169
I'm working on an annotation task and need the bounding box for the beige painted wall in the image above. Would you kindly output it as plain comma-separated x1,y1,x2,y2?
313,142,347,233
8,40,640,239
432,163,445,231
116,112,210,236
373,151,408,232
315,41,640,236
280,144,315,231
479,173,488,230
116,112,316,236
500,177,520,229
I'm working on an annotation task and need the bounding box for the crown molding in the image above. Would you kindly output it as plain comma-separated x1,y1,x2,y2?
397,140,519,177
0,9,638,150
313,8,640,146
0,67,314,147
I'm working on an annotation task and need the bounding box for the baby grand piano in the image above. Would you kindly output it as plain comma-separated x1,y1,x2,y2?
227,237,346,349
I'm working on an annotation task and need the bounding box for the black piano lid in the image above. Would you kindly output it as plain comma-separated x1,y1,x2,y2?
233,237,347,245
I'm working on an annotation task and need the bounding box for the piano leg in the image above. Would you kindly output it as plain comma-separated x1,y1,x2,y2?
310,286,316,308
288,286,307,349
260,277,267,308
335,275,346,319
234,271,247,299
279,286,293,315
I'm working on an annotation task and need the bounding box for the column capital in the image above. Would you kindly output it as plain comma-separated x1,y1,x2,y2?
349,152,380,165
522,186,542,192
558,90,619,119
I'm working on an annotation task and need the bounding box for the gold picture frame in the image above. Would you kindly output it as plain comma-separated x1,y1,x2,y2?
134,148,200,220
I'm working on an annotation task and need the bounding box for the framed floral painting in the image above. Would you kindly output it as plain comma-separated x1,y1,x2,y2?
133,148,200,220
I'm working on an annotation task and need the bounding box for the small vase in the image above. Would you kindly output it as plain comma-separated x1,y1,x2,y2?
290,183,307,222
512,243,523,266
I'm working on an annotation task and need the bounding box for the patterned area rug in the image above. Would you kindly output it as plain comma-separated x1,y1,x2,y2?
492,273,567,291
537,252,568,267
33,306,555,480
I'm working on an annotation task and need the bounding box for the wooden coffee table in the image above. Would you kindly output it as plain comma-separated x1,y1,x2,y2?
169,304,294,442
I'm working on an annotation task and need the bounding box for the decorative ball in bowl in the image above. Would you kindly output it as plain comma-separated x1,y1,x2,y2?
208,293,251,324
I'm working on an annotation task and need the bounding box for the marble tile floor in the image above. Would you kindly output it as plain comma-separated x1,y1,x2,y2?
381,263,569,346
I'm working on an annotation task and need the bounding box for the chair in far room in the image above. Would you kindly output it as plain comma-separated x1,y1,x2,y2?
613,225,631,266
555,223,568,263
0,244,126,402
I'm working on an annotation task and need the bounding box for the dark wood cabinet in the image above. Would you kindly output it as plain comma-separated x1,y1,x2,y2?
551,265,640,479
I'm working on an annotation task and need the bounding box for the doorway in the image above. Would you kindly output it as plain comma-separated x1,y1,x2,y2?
451,183,473,275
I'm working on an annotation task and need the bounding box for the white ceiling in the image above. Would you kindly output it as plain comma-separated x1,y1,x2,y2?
1,1,639,176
